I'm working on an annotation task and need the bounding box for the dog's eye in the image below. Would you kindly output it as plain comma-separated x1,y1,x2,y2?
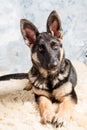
39,47,43,52
51,42,58,50
38,45,44,53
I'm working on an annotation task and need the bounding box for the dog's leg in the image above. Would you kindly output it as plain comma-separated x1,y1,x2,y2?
52,82,77,127
24,82,32,91
52,96,76,127
38,96,55,124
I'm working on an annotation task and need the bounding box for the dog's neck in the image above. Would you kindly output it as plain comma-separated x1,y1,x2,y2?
28,59,70,91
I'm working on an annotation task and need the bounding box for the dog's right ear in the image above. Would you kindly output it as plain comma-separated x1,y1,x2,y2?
20,19,39,47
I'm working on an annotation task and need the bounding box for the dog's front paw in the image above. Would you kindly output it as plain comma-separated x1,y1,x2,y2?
52,99,75,127
41,110,54,124
52,114,66,128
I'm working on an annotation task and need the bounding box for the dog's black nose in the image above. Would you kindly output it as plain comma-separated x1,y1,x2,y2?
48,61,57,69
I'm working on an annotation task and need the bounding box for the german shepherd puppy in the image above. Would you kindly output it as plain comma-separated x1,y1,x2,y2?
0,10,77,127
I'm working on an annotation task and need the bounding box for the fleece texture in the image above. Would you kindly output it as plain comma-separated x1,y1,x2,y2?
0,62,87,130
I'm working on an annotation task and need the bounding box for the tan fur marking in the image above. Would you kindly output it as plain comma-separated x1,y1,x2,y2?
32,87,51,98
52,82,72,102
29,44,34,48
38,96,55,124
53,78,59,87
31,53,48,77
24,81,33,91
39,68,48,78
58,71,68,80
29,75,37,83
60,47,64,63
34,80,39,86
32,52,40,64
58,73,64,80
32,53,56,78
54,96,75,124
58,31,63,41
39,83,48,90
28,70,37,83
48,68,58,75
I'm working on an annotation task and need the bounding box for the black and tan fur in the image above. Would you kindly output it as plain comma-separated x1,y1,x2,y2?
0,10,77,127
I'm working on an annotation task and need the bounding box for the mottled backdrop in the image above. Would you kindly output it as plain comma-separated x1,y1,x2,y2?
0,0,87,72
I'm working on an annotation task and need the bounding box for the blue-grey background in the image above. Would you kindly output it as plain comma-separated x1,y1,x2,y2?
0,0,87,72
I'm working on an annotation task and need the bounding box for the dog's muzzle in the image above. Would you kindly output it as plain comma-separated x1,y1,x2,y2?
48,58,58,70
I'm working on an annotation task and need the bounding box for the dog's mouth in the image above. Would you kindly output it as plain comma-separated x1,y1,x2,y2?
48,66,59,74
48,66,57,71
47,62,61,75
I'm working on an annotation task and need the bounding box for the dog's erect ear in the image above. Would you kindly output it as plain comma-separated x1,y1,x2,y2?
20,19,39,47
47,10,62,40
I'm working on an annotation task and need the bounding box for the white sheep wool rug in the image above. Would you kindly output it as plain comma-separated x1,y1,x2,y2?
0,61,87,130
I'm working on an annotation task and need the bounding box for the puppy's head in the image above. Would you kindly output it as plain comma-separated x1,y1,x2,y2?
20,10,65,77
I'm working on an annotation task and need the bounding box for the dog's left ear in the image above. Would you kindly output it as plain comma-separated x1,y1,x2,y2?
47,10,62,40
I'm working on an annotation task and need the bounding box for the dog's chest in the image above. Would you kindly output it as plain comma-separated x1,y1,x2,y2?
28,66,69,92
